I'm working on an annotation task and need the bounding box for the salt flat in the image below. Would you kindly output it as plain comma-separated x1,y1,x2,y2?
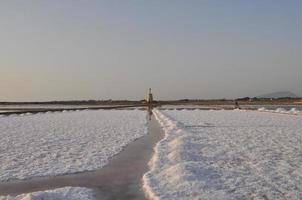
0,110,147,182
144,109,302,199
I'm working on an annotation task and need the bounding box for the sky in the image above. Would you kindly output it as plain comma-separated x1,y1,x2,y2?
0,0,302,101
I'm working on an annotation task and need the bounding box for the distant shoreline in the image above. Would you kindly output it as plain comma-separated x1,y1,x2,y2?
1,98,301,106
0,98,301,116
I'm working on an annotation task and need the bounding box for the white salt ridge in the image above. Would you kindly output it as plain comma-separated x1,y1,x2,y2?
0,187,94,200
258,107,302,115
144,109,302,199
0,110,147,182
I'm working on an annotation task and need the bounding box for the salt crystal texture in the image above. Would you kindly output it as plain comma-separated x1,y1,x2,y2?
144,109,302,199
0,187,94,200
0,110,147,182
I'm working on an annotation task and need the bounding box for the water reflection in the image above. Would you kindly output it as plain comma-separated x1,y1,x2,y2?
147,105,153,121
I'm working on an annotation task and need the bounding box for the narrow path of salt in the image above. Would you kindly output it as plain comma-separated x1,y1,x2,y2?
0,114,164,200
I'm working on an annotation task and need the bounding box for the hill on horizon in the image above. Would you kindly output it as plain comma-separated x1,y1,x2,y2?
257,91,300,99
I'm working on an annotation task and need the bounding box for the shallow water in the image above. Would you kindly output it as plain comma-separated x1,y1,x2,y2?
0,114,164,200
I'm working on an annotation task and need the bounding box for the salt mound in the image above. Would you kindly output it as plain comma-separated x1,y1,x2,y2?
275,108,287,113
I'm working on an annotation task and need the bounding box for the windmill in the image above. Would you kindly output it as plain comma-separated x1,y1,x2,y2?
147,88,153,104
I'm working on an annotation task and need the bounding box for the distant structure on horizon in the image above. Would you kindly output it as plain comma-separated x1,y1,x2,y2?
147,88,153,104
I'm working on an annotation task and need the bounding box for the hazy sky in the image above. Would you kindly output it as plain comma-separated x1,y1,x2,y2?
1,0,302,101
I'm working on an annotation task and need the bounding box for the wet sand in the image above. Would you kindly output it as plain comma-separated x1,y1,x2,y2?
0,114,164,199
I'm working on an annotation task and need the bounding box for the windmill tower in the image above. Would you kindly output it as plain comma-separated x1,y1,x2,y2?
147,88,153,104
